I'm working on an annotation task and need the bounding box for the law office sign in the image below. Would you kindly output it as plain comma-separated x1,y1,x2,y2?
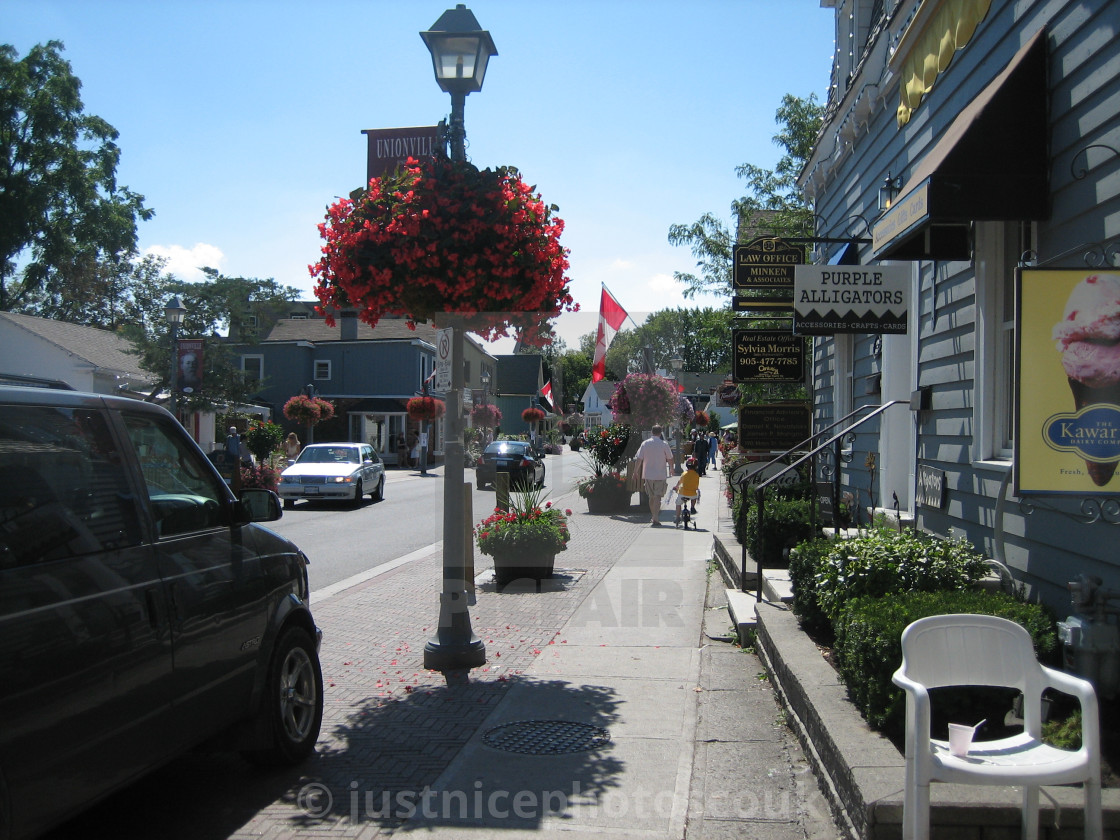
793,265,909,334
1016,269,1120,494
734,237,803,292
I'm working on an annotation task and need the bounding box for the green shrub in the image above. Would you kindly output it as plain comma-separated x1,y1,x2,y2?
815,529,989,623
787,537,836,638
833,589,1057,739
244,420,285,463
743,497,819,567
1043,709,1082,750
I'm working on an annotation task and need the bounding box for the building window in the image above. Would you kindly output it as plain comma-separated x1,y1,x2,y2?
314,360,332,381
974,221,1032,464
290,313,308,320
241,355,263,382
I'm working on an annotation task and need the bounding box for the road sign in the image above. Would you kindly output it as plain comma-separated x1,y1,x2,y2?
434,327,453,392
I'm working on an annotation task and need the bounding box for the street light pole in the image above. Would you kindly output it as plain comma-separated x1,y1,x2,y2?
420,4,496,679
670,357,684,474
165,295,187,420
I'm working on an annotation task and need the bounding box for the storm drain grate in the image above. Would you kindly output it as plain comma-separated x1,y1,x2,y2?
482,720,611,755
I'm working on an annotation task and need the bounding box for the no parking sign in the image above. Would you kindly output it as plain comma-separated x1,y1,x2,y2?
434,327,453,391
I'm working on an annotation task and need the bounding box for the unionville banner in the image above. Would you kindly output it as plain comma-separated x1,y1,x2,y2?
793,265,909,334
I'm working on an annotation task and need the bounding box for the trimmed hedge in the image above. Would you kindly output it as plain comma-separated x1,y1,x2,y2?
787,537,836,638
812,528,989,623
743,497,819,567
833,589,1057,739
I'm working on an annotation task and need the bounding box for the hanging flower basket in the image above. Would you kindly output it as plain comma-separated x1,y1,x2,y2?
677,395,695,428
522,407,546,423
283,395,335,427
611,373,678,430
471,403,502,429
311,155,578,345
693,410,711,428
407,396,446,421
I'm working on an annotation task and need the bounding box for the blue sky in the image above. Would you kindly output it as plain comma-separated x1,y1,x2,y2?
6,1,835,352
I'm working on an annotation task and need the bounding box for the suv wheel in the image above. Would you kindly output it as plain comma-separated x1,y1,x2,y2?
245,626,323,766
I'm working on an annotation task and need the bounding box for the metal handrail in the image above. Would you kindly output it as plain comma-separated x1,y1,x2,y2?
743,399,909,599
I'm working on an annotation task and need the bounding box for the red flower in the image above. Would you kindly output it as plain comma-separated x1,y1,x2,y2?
311,156,578,345
407,396,446,421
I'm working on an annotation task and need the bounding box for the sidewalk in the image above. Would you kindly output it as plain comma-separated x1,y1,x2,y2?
232,452,839,839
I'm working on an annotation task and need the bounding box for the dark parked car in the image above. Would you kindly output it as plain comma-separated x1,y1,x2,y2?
475,440,546,490
0,387,323,840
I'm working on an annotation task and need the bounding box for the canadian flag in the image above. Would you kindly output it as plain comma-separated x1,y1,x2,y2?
591,286,628,383
540,380,553,410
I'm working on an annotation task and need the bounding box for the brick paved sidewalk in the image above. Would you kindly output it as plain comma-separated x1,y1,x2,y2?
230,477,651,838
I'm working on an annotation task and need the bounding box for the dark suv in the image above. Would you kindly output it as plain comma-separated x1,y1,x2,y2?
0,387,324,840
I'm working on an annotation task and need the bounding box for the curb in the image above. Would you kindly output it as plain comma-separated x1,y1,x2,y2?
711,530,1120,839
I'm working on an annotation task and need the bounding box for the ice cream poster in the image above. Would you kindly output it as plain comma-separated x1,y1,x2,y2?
1016,270,1120,494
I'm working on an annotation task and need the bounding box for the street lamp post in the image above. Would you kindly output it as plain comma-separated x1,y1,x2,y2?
165,295,187,420
670,357,684,474
420,4,495,679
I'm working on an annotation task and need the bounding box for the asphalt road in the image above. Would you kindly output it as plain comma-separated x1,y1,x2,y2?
265,451,586,593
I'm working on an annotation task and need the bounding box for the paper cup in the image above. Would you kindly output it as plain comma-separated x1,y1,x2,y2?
948,723,973,757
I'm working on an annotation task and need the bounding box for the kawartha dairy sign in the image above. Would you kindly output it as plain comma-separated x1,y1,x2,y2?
1016,269,1120,494
793,265,909,334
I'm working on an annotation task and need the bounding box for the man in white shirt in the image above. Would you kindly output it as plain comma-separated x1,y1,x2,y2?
633,424,675,526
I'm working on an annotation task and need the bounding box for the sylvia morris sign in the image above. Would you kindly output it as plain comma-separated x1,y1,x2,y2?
793,265,909,334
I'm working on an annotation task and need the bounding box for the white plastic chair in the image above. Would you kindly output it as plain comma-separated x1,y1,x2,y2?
891,614,1101,840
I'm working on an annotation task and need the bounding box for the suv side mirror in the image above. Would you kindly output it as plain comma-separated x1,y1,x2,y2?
238,488,283,522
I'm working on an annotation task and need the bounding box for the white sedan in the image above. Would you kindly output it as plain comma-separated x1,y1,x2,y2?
278,443,385,508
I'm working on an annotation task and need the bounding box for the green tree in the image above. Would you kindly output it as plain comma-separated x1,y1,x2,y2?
119,268,301,411
0,41,153,311
19,252,168,328
604,308,734,375
668,93,823,299
556,349,593,411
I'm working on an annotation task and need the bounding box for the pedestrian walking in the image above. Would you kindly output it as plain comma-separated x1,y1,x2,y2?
633,424,674,527
707,430,719,470
693,433,709,477
284,432,302,464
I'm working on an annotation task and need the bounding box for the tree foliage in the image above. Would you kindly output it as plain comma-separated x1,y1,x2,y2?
0,41,153,311
668,93,823,299
116,265,301,411
603,307,734,375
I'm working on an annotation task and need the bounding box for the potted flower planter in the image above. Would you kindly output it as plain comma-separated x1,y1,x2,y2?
491,548,557,587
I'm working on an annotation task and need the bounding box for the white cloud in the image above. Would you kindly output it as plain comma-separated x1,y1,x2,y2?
648,272,677,294
143,243,225,282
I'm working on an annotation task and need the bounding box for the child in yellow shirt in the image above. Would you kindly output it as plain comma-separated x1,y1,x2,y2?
674,458,701,526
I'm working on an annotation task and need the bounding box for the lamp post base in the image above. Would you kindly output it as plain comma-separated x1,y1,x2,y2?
423,589,486,676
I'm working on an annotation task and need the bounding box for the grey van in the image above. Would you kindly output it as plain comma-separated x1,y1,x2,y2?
0,387,323,840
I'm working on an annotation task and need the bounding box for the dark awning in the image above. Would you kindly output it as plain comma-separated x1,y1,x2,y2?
827,242,860,265
873,29,1049,260
343,398,410,414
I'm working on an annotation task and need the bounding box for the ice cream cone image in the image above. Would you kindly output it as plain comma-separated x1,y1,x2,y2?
1053,274,1120,486
1066,377,1120,484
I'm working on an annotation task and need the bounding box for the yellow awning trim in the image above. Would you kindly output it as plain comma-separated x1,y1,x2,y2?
897,0,993,127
